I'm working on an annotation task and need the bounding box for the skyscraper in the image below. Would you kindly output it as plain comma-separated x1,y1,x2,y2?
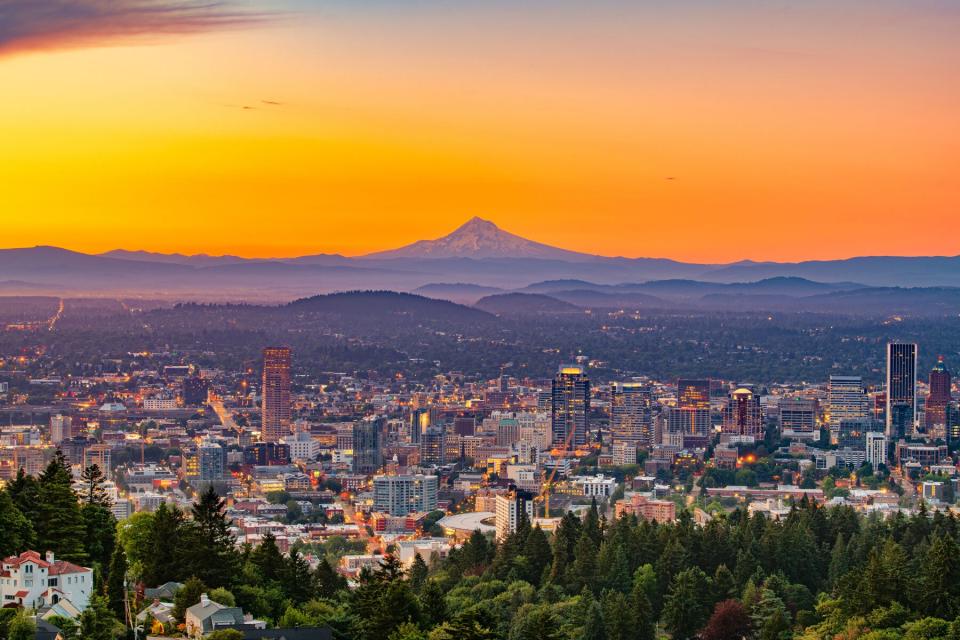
925,356,952,431
373,474,439,516
611,382,653,448
551,365,589,448
886,342,917,439
828,376,869,430
353,418,383,475
261,346,292,443
50,414,72,445
722,387,763,441
674,379,712,447
495,487,533,541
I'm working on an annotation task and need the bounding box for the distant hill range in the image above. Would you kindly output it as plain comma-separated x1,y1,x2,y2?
2,218,960,313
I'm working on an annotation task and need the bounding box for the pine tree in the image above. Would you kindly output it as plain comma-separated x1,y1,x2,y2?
408,553,429,592
80,464,111,506
184,486,239,587
920,534,960,619
0,489,34,555
36,451,87,562
283,549,316,604
523,525,553,586
601,590,636,640
6,469,40,526
172,577,207,622
105,544,129,621
143,502,186,585
580,600,606,640
567,531,599,594
662,567,710,640
82,502,117,569
419,579,448,629
251,532,286,584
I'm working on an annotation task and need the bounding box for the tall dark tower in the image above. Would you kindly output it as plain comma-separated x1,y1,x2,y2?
551,365,589,448
261,346,292,443
925,356,952,430
675,378,712,446
886,342,917,439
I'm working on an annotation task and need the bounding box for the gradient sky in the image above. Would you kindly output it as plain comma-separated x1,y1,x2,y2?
1,0,958,262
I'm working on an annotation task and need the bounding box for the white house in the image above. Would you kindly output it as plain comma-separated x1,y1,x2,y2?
0,550,93,614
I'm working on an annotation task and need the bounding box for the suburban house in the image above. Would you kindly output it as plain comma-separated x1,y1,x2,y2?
0,551,93,614
185,593,258,638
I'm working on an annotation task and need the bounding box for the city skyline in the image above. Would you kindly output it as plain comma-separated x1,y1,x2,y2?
3,1,960,261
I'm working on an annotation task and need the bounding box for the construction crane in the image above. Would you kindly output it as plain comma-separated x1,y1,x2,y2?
539,420,581,517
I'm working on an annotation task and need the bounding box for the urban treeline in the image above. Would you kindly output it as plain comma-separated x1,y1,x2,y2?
3,455,960,640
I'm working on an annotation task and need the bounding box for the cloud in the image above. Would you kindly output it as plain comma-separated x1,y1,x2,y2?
0,0,273,56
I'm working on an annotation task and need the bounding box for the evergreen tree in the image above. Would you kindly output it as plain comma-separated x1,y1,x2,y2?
408,553,429,592
549,513,581,584
79,594,120,640
81,502,117,569
105,544,129,621
419,580,448,629
184,486,239,587
315,558,347,599
662,567,710,640
143,502,186,585
523,525,553,586
79,464,111,506
601,590,635,640
283,549,316,604
7,612,36,640
6,468,40,524
581,600,606,640
251,532,286,584
36,451,87,562
567,531,599,594
0,489,34,555
172,577,207,622
919,534,960,619
631,580,656,640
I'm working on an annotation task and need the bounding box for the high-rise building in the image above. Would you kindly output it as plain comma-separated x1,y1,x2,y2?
722,387,763,441
779,398,818,441
925,356,952,431
865,432,888,468
886,343,917,439
198,439,225,482
828,376,869,437
495,487,534,542
672,378,712,447
611,382,654,448
551,365,589,448
419,426,446,466
49,414,72,445
353,418,383,475
373,474,439,516
83,444,112,472
261,346,292,443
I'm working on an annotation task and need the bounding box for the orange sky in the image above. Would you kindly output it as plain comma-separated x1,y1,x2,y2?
1,1,958,262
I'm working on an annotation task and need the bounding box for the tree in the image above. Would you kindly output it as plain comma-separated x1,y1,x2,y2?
390,621,428,640
82,502,117,569
0,489,34,555
919,535,960,619
581,600,606,640
602,590,635,640
523,525,553,586
567,531,598,593
408,553,429,592
6,469,40,525
183,486,239,587
36,451,87,562
419,580,448,629
701,600,752,640
173,576,207,622
7,612,36,640
283,550,316,604
105,544,128,621
251,532,286,583
80,464,111,506
142,502,186,585
79,594,120,640
662,567,710,640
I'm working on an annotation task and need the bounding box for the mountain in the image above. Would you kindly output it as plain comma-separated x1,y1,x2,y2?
701,256,960,287
474,292,582,315
364,216,596,261
288,290,494,323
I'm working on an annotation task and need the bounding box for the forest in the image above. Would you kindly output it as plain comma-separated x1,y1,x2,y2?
3,454,960,639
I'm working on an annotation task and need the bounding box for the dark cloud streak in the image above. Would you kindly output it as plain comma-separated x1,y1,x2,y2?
0,0,273,56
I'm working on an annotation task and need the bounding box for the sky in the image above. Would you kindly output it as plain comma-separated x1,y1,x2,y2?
1,0,958,262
